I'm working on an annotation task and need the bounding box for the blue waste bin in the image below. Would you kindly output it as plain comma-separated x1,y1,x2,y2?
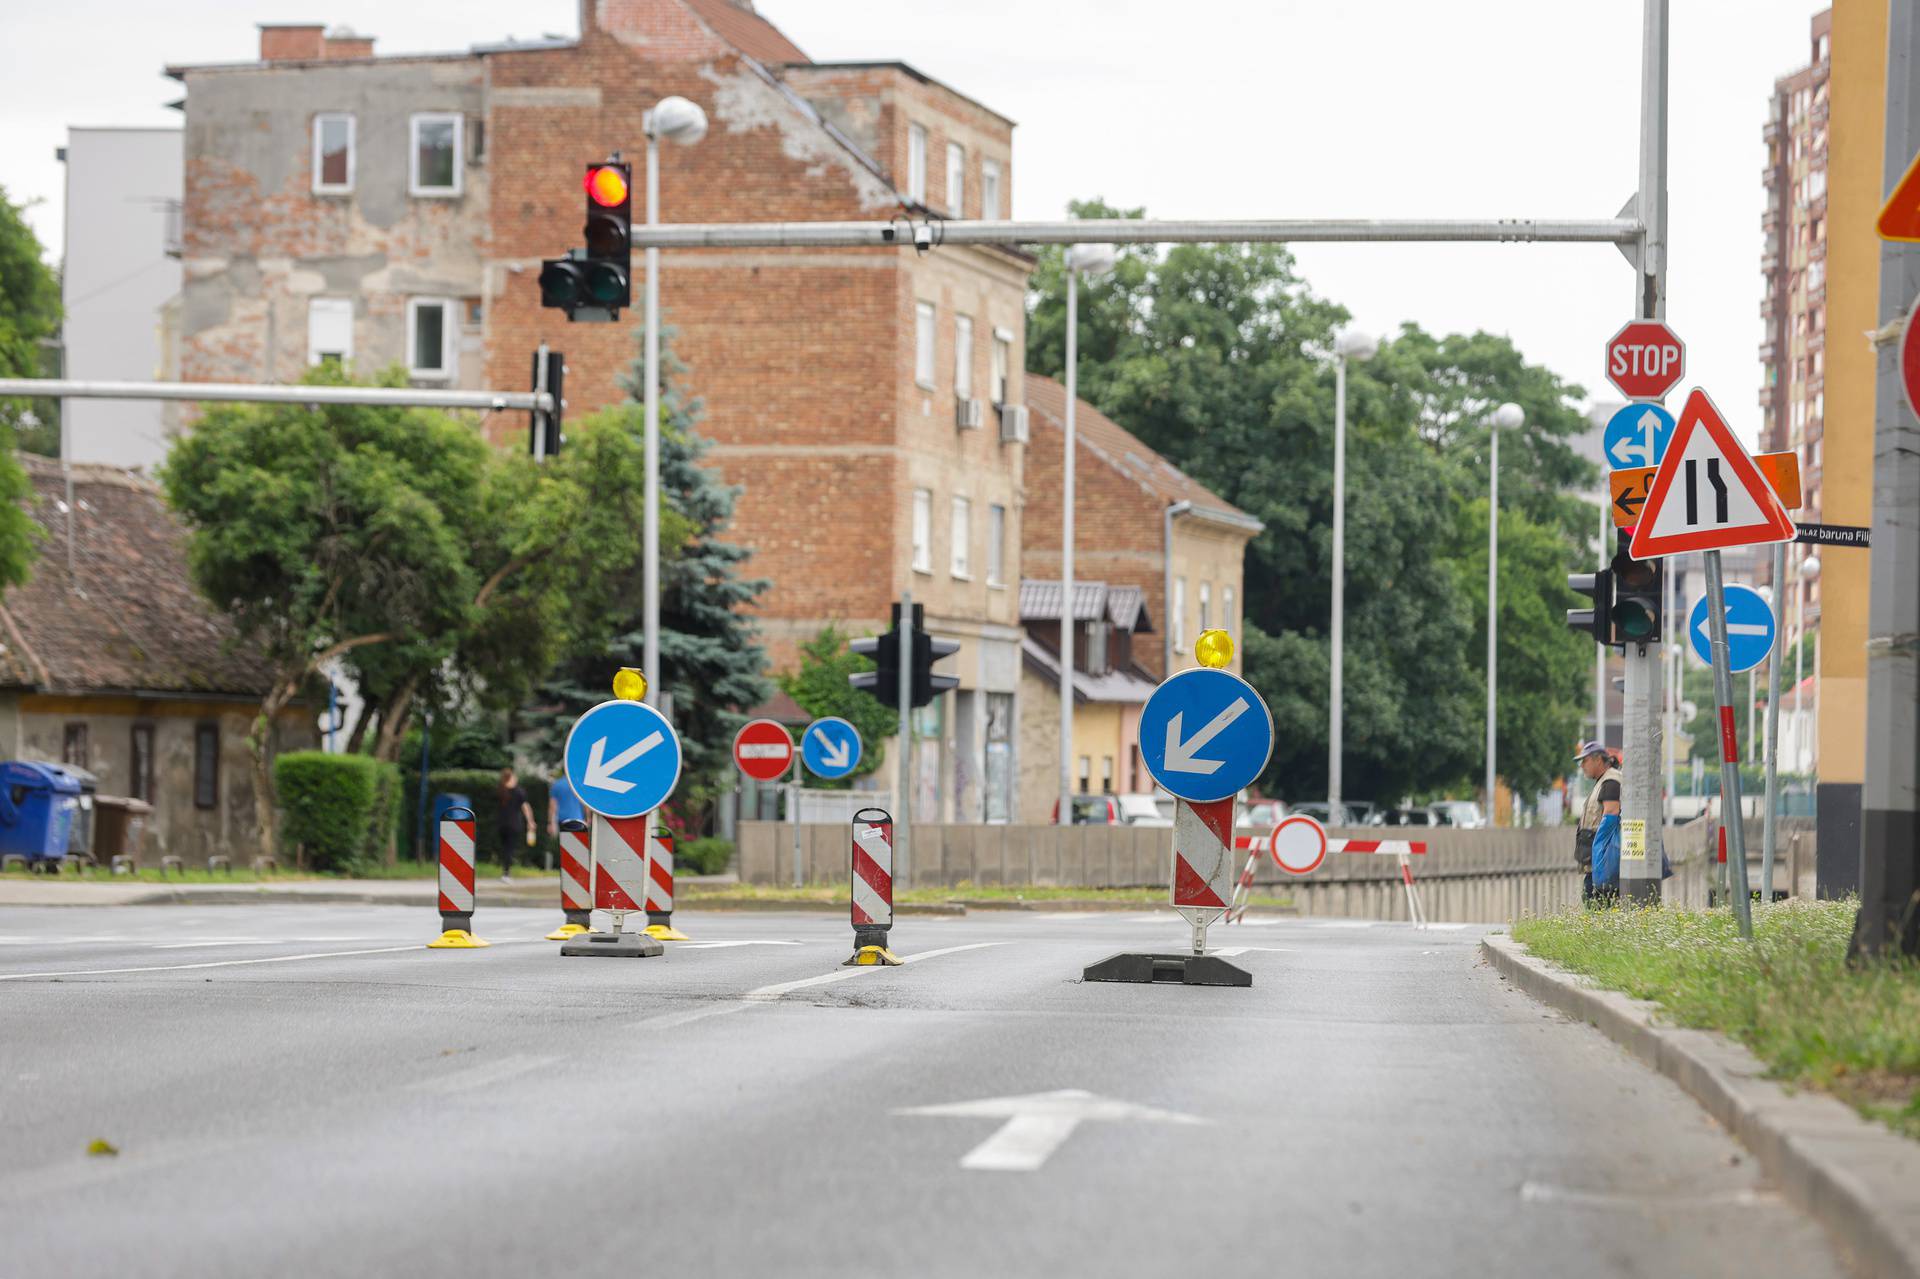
0,762,85,863
431,793,473,843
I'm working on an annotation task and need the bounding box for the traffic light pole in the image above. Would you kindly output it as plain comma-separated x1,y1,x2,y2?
897,591,914,890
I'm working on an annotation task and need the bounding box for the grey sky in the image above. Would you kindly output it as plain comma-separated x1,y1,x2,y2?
1,0,1823,445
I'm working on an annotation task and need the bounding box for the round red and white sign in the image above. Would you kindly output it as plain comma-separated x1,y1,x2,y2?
731,718,794,781
1269,814,1329,876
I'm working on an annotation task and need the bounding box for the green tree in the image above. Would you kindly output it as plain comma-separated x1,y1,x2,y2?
778,627,894,785
0,187,59,590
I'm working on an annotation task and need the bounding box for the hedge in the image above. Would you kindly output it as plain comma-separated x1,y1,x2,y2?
680,836,734,876
401,768,554,866
274,752,399,873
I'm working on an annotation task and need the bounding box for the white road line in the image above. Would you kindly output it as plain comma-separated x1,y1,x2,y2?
744,942,1002,1000
0,943,485,982
1209,947,1298,957
631,1001,757,1031
673,940,804,950
410,1053,560,1095
1519,1180,1777,1209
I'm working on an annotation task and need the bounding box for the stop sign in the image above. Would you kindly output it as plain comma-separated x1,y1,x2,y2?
1901,297,1920,422
1605,320,1686,400
731,718,794,781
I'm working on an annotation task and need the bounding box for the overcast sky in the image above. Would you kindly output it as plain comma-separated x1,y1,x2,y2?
0,0,1825,446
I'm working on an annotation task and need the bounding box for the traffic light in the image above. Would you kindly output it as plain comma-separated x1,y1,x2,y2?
848,627,902,703
912,628,962,708
1609,529,1662,647
1566,566,1612,645
581,161,632,311
529,348,564,460
848,603,960,709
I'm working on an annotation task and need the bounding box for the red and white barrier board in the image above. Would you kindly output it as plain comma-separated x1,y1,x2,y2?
1172,798,1233,912
646,827,675,919
438,813,476,920
1326,839,1427,856
559,825,592,914
851,815,893,932
592,813,649,914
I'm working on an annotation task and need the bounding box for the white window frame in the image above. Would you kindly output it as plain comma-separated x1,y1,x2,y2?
311,113,355,194
954,315,974,398
907,124,928,203
914,301,936,389
950,496,972,580
991,333,1011,404
1199,581,1212,632
406,297,455,381
1223,585,1236,634
306,297,353,366
911,488,933,574
1173,577,1188,653
986,503,1006,588
981,159,1002,221
409,113,464,198
945,141,965,216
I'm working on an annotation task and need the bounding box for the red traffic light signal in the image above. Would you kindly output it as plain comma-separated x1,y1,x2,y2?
584,164,629,207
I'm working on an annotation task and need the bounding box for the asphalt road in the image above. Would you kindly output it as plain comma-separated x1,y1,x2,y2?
0,904,1848,1279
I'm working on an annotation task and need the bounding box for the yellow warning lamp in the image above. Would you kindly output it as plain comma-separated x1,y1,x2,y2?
611,667,648,702
1195,629,1234,669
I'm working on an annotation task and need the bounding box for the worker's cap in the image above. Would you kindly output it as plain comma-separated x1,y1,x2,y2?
1572,740,1608,761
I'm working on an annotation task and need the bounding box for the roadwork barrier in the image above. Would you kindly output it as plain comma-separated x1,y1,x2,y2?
427,806,487,949
548,819,592,940
645,825,688,940
843,808,899,966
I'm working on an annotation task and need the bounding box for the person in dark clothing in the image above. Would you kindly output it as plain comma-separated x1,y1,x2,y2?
495,767,535,883
1574,741,1623,906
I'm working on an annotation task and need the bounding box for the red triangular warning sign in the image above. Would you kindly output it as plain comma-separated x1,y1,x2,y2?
1879,147,1920,242
1629,388,1795,560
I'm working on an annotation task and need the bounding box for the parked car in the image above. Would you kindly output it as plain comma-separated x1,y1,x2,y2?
1377,807,1437,827
1230,799,1288,848
1051,795,1121,825
1116,793,1173,827
1288,801,1369,827
1430,800,1486,828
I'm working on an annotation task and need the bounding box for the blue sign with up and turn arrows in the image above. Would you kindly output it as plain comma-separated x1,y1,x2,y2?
1138,668,1275,804
1603,402,1676,471
563,699,683,819
1688,586,1777,674
801,716,863,781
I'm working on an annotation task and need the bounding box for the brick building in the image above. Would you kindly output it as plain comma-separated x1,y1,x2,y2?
165,1,1031,822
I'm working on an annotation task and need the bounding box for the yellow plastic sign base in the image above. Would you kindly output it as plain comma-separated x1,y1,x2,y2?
427,929,491,949
844,945,903,967
546,923,588,940
644,924,690,941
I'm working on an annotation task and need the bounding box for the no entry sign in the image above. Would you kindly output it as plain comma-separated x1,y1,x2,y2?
1605,320,1685,401
731,718,794,781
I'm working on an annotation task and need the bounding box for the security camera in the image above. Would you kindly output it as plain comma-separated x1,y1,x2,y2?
913,222,934,253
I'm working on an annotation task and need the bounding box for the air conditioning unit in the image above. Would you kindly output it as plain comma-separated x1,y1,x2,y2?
997,403,1029,444
955,398,984,430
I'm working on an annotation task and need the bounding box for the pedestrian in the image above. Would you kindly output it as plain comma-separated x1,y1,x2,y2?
495,766,535,883
1574,741,1622,907
548,771,584,838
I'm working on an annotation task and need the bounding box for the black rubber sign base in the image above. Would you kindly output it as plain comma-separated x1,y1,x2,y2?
1082,952,1252,987
559,930,665,958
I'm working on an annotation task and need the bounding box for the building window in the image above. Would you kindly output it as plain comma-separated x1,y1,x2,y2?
945,142,965,216
1199,582,1212,632
1086,620,1110,674
407,298,454,380
982,159,1002,220
312,113,354,193
1223,585,1236,634
950,497,972,579
409,113,463,197
62,723,89,769
912,488,932,573
907,124,927,202
1077,755,1091,795
991,333,1011,404
987,503,1006,587
1174,577,1187,653
954,315,974,398
914,301,936,389
130,724,155,803
1101,756,1114,795
193,723,219,810
307,297,353,366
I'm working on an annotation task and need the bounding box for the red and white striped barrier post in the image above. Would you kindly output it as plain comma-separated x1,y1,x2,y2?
558,813,663,957
1226,844,1264,924
1171,797,1234,955
1325,837,1429,927
546,819,592,940
644,823,688,941
427,805,488,949
844,807,900,966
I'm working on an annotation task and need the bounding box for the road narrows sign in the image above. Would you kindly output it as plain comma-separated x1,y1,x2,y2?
1605,320,1686,400
1628,388,1795,560
1610,449,1801,528
731,718,794,782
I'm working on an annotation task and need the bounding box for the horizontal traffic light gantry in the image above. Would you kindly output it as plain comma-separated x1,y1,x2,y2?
539,158,633,321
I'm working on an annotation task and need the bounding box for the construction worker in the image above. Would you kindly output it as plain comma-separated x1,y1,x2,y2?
1574,742,1622,906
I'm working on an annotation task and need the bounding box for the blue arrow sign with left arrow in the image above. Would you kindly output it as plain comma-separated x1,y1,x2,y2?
563,699,683,819
1688,585,1776,674
1138,668,1275,803
801,716,862,780
1603,402,1676,471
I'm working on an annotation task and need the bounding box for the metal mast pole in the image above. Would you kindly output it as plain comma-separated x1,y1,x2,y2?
1762,541,1786,901
1708,551,1757,938
1329,352,1348,817
1060,267,1078,829
1486,419,1499,822
643,125,663,711
897,593,914,889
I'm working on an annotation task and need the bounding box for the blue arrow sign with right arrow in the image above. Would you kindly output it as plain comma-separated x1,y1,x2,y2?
1137,668,1275,803
801,716,863,780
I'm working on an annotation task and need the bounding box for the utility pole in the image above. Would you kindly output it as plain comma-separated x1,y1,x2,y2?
897,591,914,892
1851,0,1920,961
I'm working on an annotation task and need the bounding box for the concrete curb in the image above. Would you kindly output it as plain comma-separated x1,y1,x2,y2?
1482,933,1920,1279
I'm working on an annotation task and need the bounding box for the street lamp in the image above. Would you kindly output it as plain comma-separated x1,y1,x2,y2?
1794,552,1821,773
1486,401,1525,823
641,95,709,710
1327,329,1378,821
1060,242,1118,826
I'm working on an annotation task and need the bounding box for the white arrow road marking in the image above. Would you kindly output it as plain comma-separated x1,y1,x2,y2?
1162,696,1249,774
816,732,851,769
584,731,664,792
1693,610,1771,645
896,1089,1208,1172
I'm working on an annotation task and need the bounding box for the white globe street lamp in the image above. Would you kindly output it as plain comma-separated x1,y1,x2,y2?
1328,329,1378,820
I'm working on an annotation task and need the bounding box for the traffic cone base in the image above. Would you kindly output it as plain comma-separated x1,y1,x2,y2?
644,923,690,941
427,929,491,949
844,945,902,967
546,923,589,940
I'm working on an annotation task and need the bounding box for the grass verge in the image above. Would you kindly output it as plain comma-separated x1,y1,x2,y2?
1512,900,1920,1141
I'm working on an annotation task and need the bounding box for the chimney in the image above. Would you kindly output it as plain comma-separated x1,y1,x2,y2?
322,26,375,59
258,23,326,62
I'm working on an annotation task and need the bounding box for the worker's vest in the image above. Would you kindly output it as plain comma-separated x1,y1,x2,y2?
1580,767,1623,832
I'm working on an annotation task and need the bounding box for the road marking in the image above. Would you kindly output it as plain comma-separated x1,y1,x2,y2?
896,1089,1208,1172
1208,946,1297,956
744,942,1001,1000
632,1001,757,1031
411,1053,560,1095
673,940,804,950
1519,1180,1777,1209
0,942,517,982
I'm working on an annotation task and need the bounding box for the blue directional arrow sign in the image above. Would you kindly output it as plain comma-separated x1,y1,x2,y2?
1137,668,1275,803
563,699,683,819
1603,402,1676,471
1688,586,1776,674
801,716,863,781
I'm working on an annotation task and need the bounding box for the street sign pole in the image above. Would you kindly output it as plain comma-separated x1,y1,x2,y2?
897,591,913,891
1762,541,1786,902
1705,550,1755,938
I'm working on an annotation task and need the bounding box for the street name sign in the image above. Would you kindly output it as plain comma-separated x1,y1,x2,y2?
800,716,862,781
1629,389,1795,560
1138,668,1275,803
1602,402,1675,470
1605,320,1686,400
1878,146,1920,241
1270,813,1329,876
1795,523,1871,548
1610,449,1800,528
731,718,794,782
564,700,682,820
1688,585,1776,674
